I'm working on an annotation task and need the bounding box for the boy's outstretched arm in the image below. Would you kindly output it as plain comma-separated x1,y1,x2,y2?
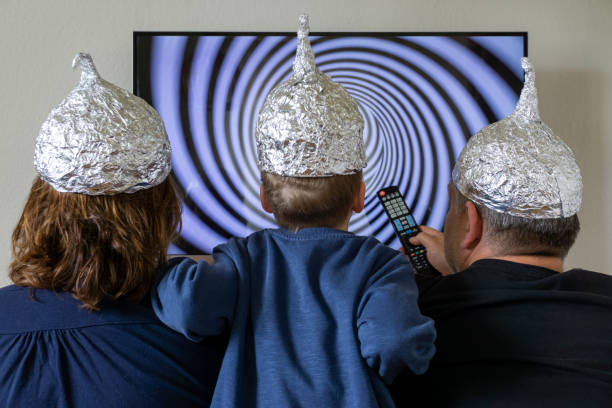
356,253,436,383
151,254,237,342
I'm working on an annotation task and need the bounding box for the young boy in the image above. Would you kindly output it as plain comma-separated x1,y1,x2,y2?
151,15,436,407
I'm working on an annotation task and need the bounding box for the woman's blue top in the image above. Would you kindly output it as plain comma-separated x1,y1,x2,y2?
0,285,225,408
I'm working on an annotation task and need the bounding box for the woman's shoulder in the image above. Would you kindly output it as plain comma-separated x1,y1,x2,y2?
0,285,160,334
0,283,226,376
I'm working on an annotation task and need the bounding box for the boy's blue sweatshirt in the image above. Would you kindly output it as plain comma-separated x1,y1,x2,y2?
152,227,436,407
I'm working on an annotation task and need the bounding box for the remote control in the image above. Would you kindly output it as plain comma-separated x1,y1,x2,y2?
377,186,431,273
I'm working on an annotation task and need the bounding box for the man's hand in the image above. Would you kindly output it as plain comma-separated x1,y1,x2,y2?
407,226,454,276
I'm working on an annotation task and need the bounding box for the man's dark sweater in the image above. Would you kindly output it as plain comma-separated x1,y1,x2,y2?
391,259,612,407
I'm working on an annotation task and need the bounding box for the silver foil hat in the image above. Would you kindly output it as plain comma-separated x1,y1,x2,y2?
34,53,171,195
453,57,582,218
255,14,367,177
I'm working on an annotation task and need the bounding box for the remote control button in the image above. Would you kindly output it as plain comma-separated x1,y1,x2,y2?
379,190,385,197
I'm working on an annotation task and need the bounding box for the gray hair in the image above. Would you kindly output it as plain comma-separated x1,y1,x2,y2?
453,185,580,258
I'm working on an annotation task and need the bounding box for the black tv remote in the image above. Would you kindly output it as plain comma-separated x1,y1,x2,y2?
377,186,431,273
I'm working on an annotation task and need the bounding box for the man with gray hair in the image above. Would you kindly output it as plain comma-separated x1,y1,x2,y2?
391,58,612,406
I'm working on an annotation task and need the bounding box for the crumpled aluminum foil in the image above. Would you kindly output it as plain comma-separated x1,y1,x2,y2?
453,57,582,218
34,52,171,195
255,14,366,177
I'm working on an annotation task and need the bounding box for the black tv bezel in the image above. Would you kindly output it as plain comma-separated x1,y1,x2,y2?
133,31,528,94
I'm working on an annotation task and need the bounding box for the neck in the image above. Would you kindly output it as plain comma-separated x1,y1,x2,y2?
335,212,354,231
290,211,353,232
335,221,350,231
485,255,564,272
290,221,350,232
463,246,564,272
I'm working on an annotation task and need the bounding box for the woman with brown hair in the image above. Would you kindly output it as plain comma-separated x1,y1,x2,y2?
0,54,224,407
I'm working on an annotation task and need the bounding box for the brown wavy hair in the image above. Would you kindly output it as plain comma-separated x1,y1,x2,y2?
10,177,181,310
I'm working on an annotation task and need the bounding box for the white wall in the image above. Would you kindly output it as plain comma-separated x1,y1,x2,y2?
1,0,611,286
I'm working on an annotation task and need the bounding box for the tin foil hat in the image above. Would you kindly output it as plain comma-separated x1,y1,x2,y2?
453,57,582,218
255,14,367,177
34,53,171,195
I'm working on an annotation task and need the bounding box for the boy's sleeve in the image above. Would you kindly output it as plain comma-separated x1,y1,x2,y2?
151,253,237,342
356,251,436,383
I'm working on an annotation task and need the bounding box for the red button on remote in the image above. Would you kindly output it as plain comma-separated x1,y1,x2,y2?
379,191,386,197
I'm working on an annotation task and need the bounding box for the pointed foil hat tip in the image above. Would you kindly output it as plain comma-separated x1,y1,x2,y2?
513,56,540,122
521,56,532,71
72,52,100,82
255,15,366,177
298,14,309,37
293,14,316,77
34,52,171,195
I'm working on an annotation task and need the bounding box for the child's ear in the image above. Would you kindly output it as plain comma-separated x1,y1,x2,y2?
260,184,273,213
352,181,366,213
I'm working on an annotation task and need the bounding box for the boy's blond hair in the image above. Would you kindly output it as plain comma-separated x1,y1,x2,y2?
261,171,363,231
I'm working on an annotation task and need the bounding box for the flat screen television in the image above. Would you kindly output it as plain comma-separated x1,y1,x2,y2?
134,32,527,254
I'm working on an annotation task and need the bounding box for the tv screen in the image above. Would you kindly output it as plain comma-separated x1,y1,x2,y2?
134,32,527,254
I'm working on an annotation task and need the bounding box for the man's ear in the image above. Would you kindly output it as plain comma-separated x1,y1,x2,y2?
260,184,273,213
461,201,483,250
352,181,366,213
